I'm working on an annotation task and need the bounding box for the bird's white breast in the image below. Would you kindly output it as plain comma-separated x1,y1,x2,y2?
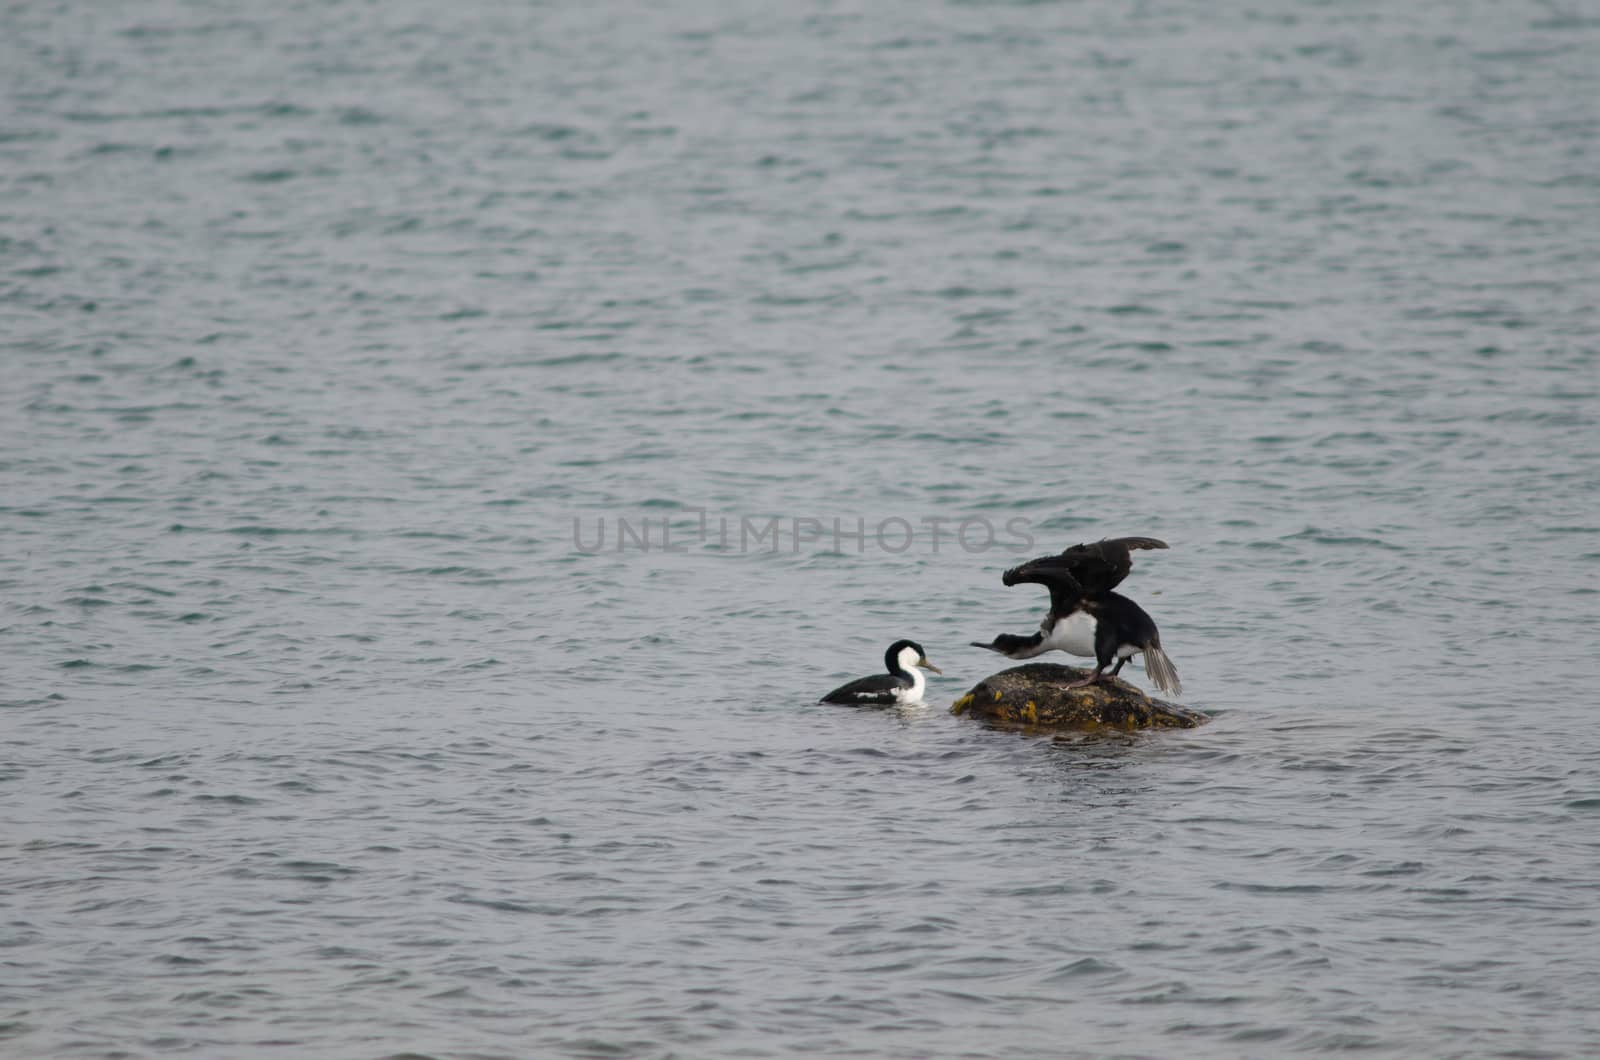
1042,610,1097,657
895,666,927,704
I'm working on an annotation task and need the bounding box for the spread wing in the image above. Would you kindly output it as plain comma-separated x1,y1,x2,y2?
1001,562,1085,624
1004,536,1167,597
819,673,907,706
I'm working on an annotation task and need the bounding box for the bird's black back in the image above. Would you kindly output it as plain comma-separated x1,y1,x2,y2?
1082,591,1162,647
820,672,909,705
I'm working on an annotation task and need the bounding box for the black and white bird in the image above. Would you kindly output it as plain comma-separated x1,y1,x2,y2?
971,537,1181,695
820,640,942,706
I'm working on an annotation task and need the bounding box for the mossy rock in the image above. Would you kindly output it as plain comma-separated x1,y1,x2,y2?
950,663,1206,731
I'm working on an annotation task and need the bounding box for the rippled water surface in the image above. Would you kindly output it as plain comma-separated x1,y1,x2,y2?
4,1,1599,1056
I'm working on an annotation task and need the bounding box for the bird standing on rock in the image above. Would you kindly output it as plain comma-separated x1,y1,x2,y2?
971,536,1182,695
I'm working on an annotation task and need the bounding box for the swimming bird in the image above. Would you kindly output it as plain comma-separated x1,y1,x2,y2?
971,537,1181,694
820,640,942,705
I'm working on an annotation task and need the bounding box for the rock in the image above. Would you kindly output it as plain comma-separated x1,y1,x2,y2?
950,663,1206,731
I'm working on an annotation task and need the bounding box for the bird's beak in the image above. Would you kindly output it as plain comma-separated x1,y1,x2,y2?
918,658,942,674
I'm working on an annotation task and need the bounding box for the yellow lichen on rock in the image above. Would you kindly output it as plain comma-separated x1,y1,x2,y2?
951,663,1205,731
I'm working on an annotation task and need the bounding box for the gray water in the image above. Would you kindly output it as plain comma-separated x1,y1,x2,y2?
4,1,1599,1056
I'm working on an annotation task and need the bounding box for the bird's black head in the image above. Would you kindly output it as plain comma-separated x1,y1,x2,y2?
884,639,941,676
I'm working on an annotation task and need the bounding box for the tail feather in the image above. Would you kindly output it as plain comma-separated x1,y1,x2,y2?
1142,646,1182,695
